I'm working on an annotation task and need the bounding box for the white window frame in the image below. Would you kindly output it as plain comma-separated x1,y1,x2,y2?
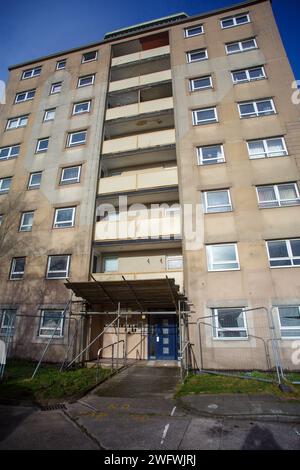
46,255,71,279
67,130,87,147
10,257,25,280
43,109,56,122
60,166,81,184
225,38,258,55
19,211,34,232
256,183,300,209
28,172,42,189
0,177,12,193
267,239,300,268
15,89,35,103
186,48,208,63
189,76,212,92
21,67,41,80
247,137,288,159
213,308,248,340
184,24,204,37
72,101,91,115
221,13,250,29
53,207,76,228
238,99,276,118
166,255,183,270
206,243,240,272
50,82,62,94
197,144,225,166
56,59,66,70
192,107,218,125
36,138,49,153
0,145,20,161
81,51,98,63
231,66,266,84
6,115,29,130
203,189,232,213
39,310,64,338
103,257,119,273
277,306,300,339
77,74,95,88
0,309,16,337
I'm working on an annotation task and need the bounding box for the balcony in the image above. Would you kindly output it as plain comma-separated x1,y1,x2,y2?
92,270,183,289
109,70,172,93
102,128,176,155
111,45,170,67
98,167,178,195
106,97,173,121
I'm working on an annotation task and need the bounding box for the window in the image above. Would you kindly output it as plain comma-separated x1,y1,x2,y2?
197,145,225,165
206,244,240,271
103,257,118,272
39,310,64,337
22,67,41,80
192,107,218,125
54,207,76,228
56,59,66,70
0,177,12,194
28,172,42,189
221,13,250,29
15,89,35,103
60,166,81,185
226,38,257,54
10,257,25,280
77,74,95,88
72,101,91,115
6,115,28,130
67,130,87,147
43,109,56,121
82,51,98,63
0,310,17,337
232,66,266,84
46,255,71,279
256,183,300,208
186,49,208,63
267,239,300,268
36,138,49,153
203,189,232,213
166,255,183,270
247,137,288,159
238,99,276,118
50,82,62,94
0,145,20,161
0,215,3,226
19,211,34,232
277,306,300,339
189,76,212,91
184,25,204,37
213,308,248,339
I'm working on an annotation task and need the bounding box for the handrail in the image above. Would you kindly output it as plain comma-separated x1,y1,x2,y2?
96,339,125,381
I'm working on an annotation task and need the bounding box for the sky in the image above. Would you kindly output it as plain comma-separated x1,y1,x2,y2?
0,0,299,83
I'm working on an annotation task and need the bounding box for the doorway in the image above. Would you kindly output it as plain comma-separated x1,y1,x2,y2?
148,315,178,360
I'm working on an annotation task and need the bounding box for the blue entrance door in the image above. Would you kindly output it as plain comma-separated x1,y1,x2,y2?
148,315,178,360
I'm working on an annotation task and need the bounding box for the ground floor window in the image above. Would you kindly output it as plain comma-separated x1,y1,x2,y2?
212,308,248,339
277,306,300,339
0,309,17,337
38,310,64,337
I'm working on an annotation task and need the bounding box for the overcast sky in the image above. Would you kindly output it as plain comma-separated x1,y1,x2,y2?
0,0,299,82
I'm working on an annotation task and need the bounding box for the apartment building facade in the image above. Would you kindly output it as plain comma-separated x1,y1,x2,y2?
0,0,299,370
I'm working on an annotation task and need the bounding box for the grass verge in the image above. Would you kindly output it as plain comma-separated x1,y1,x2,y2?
175,371,300,400
0,359,112,403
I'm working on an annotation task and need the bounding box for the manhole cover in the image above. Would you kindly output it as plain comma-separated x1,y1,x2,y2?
40,403,67,411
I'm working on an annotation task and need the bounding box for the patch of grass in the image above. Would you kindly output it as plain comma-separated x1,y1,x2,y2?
175,372,300,400
0,359,112,403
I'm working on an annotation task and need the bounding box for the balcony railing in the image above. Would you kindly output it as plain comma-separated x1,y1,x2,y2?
102,128,176,154
111,45,170,67
105,97,173,121
108,70,172,93
92,270,183,289
98,167,178,195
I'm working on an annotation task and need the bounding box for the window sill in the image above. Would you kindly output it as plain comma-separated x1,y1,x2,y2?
240,113,277,120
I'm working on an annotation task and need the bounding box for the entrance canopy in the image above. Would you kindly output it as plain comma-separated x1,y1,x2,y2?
65,277,185,312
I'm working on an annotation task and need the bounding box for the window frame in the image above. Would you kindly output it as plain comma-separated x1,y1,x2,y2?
186,48,208,63
81,50,98,63
43,108,56,122
56,59,67,70
72,100,91,115
50,82,62,94
19,211,34,232
221,13,250,29
10,257,26,280
166,255,183,270
53,207,76,229
206,243,240,272
102,256,119,273
203,189,233,213
46,255,71,279
192,107,218,125
21,67,42,80
38,310,64,338
66,130,87,147
77,74,95,88
28,172,42,190
6,115,29,130
247,137,288,159
189,75,213,92
36,137,49,153
225,37,258,55
256,183,300,209
212,308,248,340
0,145,20,161
15,89,36,103
60,166,81,185
277,306,300,339
0,177,12,194
197,144,225,166
0,309,17,337
231,66,266,84
238,98,276,118
184,24,204,37
266,239,300,268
